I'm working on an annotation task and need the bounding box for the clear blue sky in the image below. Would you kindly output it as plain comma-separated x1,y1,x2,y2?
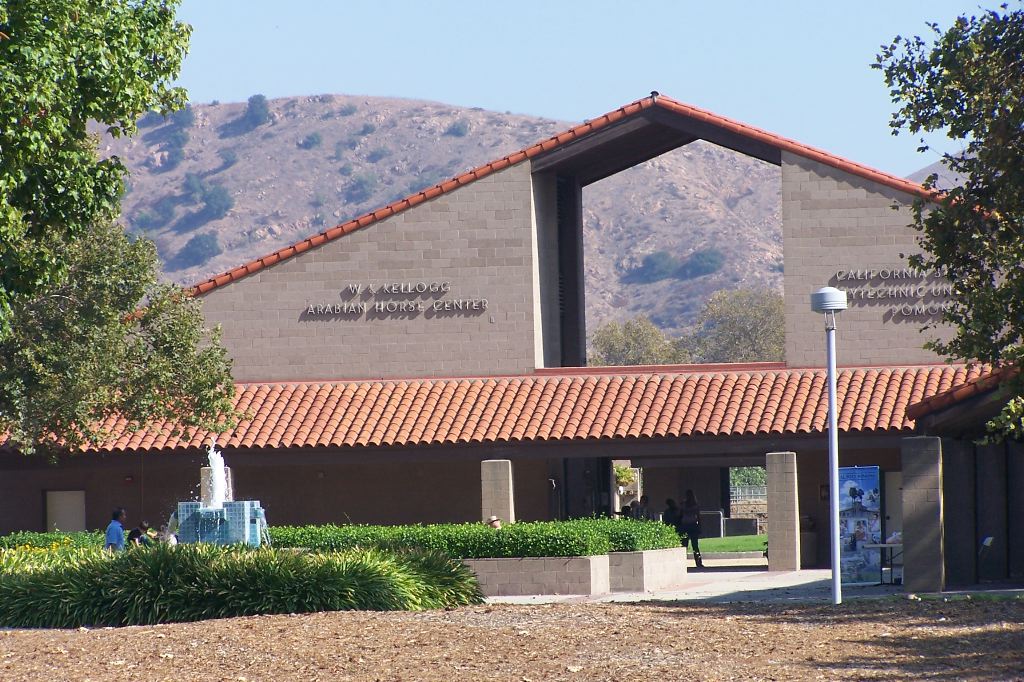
176,1,997,177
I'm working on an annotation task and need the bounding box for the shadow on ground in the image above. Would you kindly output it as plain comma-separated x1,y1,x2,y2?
628,594,1024,680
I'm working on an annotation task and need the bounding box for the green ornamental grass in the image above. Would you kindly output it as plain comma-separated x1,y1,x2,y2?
0,543,482,628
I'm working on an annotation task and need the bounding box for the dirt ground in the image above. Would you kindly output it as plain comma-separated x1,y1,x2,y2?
1,597,1022,681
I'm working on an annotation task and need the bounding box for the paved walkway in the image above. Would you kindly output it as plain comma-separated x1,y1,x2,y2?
490,557,903,605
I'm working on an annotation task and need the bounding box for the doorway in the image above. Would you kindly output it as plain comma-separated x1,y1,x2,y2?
45,490,86,532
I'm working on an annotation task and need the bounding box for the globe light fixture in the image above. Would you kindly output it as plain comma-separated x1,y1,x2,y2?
811,286,848,605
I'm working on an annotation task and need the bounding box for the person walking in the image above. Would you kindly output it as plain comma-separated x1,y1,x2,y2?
662,498,680,529
105,507,127,552
680,490,704,568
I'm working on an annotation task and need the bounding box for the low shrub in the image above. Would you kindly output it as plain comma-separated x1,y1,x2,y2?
132,196,176,229
676,247,725,280
137,110,164,128
218,148,238,168
625,251,679,284
0,530,103,550
169,105,195,128
0,544,482,627
346,173,377,203
165,128,189,150
444,119,470,137
175,232,222,268
297,132,322,150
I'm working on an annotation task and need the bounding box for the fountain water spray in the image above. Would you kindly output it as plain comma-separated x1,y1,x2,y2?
207,439,227,510
175,440,268,546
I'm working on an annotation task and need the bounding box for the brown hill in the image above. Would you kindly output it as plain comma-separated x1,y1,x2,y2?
103,94,782,338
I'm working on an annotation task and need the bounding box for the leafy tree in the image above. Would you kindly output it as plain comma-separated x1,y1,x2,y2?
875,4,1024,439
244,94,270,128
0,221,235,455
682,289,784,363
176,232,222,268
338,103,357,117
589,316,688,366
0,0,190,335
356,122,376,137
729,466,766,487
366,147,391,163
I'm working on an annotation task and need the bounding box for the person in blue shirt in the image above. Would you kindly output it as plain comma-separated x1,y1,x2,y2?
105,507,127,551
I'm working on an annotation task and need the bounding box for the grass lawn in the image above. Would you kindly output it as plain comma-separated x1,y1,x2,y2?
697,534,766,553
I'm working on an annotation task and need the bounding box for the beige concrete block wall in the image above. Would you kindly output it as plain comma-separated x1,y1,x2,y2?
465,555,610,596
901,436,945,592
199,163,538,381
608,548,687,592
767,451,801,571
782,152,951,367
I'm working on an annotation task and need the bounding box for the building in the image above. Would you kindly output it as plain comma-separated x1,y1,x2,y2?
2,93,1020,591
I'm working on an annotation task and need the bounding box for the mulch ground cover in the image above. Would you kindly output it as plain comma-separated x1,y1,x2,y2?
1,596,1022,681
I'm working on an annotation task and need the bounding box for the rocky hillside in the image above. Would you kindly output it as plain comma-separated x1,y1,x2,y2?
104,94,783,337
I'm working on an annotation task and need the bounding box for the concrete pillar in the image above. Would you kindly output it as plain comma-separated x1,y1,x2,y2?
901,436,945,593
767,451,800,571
481,459,516,524
200,467,233,508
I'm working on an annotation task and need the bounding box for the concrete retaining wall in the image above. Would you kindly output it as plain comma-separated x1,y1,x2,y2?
464,555,610,596
608,547,688,592
465,548,688,596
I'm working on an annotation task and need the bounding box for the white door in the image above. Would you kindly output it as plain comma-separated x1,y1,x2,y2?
46,491,86,532
883,472,902,537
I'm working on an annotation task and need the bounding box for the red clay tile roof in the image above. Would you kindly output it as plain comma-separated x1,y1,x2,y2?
905,364,1010,420
26,364,983,454
188,93,940,298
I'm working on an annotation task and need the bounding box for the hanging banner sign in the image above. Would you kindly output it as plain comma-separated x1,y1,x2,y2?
838,465,882,585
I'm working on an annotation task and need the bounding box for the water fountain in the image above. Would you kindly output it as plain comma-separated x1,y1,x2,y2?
176,440,269,545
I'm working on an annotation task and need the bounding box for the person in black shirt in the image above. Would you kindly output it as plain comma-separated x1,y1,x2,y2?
127,521,153,547
680,490,704,568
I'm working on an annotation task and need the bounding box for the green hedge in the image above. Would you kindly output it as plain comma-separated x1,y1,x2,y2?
0,544,483,628
0,519,679,558
576,518,680,552
269,518,679,558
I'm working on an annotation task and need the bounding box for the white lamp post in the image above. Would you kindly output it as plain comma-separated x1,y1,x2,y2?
810,286,848,605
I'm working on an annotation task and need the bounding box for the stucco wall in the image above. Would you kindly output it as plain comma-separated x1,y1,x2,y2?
199,163,538,381
782,152,951,367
